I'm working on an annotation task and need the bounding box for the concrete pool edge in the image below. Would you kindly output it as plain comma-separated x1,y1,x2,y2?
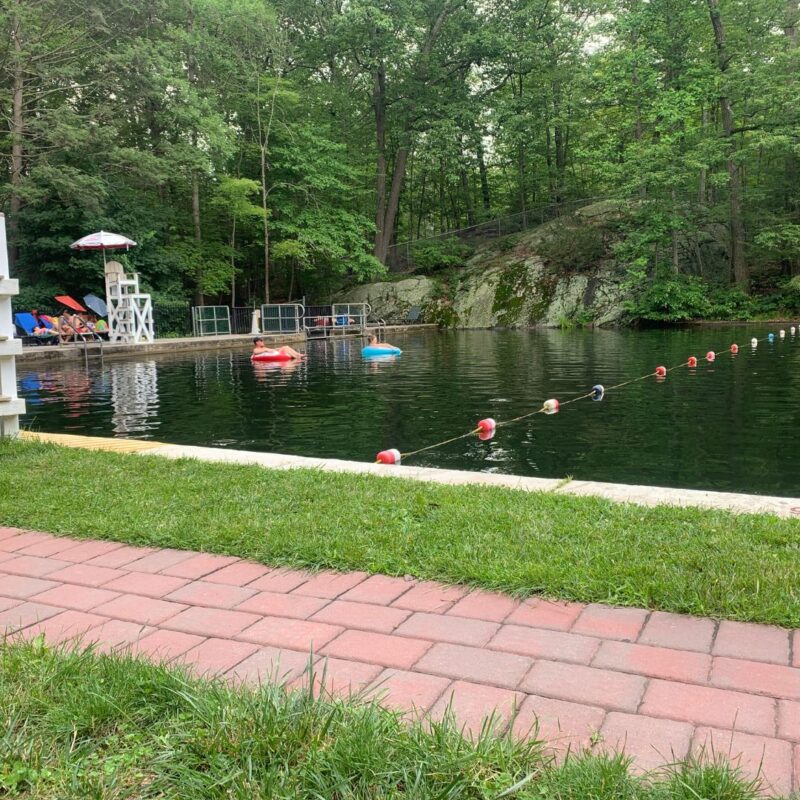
19,431,800,519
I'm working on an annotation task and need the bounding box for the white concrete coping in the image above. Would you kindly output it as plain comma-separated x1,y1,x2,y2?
144,443,800,519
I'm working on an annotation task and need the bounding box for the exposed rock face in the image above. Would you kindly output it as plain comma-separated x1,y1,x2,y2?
339,201,630,328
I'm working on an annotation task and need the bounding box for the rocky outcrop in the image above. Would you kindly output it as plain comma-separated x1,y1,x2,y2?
339,201,630,328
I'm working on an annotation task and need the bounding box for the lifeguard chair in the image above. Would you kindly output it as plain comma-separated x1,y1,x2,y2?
105,260,154,343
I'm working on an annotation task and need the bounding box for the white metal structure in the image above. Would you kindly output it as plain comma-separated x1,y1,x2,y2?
0,214,25,437
105,260,154,343
191,305,231,336
260,303,304,334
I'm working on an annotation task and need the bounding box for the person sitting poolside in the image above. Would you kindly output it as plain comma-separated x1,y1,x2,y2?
366,334,397,350
252,337,306,359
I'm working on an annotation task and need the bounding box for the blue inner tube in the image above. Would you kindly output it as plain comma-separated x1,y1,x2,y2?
362,345,402,357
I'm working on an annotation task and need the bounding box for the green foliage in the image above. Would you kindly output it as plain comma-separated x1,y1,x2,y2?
538,224,607,273
626,275,710,322
409,238,475,274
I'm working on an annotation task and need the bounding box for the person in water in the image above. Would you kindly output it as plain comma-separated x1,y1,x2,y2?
367,334,397,349
252,337,305,358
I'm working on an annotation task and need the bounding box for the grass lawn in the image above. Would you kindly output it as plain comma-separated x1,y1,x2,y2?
0,439,798,627
0,641,764,799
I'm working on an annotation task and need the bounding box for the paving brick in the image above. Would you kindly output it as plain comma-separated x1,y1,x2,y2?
0,527,23,540
21,610,107,645
178,638,259,676
311,599,409,633
638,611,715,653
0,574,60,598
505,599,585,631
322,630,432,670
712,620,791,665
2,555,71,577
391,581,468,613
247,568,310,593
304,657,383,698
793,744,799,796
93,594,187,626
592,641,712,684
793,631,799,668
0,531,52,552
164,606,262,638
414,642,531,688
692,727,793,797
30,584,119,612
521,661,647,712
490,624,599,665
229,646,316,686
572,605,648,642
395,612,499,647
600,712,694,773
238,616,342,651
292,570,369,599
130,629,206,662
640,679,776,736
236,591,329,620
56,541,125,563
368,669,451,714
710,656,800,700
340,574,413,605
86,545,155,568
0,552,16,564
46,563,127,587
0,601,62,633
83,619,154,654
161,553,240,579
429,680,523,738
0,596,20,612
203,561,271,586
165,580,257,609
777,700,800,742
17,537,83,557
124,549,195,574
511,695,606,756
446,590,520,623
103,572,189,599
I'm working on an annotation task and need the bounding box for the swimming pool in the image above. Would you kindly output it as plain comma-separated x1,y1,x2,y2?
18,327,800,497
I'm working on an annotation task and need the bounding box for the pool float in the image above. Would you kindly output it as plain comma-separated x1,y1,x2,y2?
252,349,293,362
362,345,402,357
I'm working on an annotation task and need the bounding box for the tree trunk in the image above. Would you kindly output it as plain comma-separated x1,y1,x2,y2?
256,76,279,303
373,67,388,260
671,189,680,274
379,147,408,266
698,107,708,203
9,6,24,272
191,168,203,305
230,215,236,307
477,137,491,212
786,0,799,44
706,0,748,289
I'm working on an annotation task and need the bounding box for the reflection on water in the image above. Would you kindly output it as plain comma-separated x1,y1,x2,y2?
18,328,800,496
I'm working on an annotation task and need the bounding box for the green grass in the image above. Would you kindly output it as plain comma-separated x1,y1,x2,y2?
1,439,799,627
0,641,768,799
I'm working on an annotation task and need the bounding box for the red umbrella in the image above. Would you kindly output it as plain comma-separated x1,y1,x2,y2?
55,295,86,312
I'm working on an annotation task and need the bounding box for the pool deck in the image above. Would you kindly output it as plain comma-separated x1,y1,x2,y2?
1,521,799,795
19,430,800,519
16,324,436,366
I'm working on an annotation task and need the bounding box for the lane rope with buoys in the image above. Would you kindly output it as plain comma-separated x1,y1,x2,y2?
374,327,798,465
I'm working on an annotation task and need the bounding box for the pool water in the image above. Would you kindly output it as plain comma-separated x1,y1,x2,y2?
18,327,800,497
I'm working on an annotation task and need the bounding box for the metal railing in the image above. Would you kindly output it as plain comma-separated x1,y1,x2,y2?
302,303,371,338
60,318,104,369
260,303,304,335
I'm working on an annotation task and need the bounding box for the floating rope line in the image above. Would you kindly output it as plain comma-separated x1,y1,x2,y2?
374,329,797,465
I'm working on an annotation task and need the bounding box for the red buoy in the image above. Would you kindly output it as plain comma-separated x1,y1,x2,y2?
730,343,739,354
706,351,716,362
376,449,401,465
655,366,667,377
477,418,496,434
478,429,495,442
687,356,698,368
542,398,559,414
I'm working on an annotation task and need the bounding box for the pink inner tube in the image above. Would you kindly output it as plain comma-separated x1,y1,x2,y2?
251,350,292,362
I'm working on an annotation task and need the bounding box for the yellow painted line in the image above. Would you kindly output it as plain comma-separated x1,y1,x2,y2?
20,430,165,453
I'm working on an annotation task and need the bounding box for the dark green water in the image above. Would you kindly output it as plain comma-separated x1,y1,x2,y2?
18,327,800,497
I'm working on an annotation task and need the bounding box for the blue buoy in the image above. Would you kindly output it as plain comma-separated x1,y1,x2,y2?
768,333,775,342
591,384,605,401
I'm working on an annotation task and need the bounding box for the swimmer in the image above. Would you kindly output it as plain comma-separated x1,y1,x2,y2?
366,334,397,350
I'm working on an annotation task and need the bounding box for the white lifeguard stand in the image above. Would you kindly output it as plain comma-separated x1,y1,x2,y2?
105,260,154,343
0,213,25,436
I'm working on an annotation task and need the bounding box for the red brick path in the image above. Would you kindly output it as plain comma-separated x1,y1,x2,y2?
1,527,798,795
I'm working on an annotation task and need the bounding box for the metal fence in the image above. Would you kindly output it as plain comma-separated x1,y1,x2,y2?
191,305,231,336
152,303,192,338
231,307,259,335
260,303,304,334
386,196,612,272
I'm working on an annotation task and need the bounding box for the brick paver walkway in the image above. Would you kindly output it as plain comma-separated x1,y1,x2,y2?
1,526,798,796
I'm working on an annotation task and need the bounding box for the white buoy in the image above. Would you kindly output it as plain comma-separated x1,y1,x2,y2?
780,329,786,338
751,338,758,347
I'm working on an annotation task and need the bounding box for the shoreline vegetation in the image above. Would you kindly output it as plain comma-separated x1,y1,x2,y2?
0,642,766,799
2,440,798,629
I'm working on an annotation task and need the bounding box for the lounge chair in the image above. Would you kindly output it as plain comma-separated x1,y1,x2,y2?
14,312,58,345
405,306,422,324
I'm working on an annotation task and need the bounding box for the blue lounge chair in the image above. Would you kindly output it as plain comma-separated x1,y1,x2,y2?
14,312,58,345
